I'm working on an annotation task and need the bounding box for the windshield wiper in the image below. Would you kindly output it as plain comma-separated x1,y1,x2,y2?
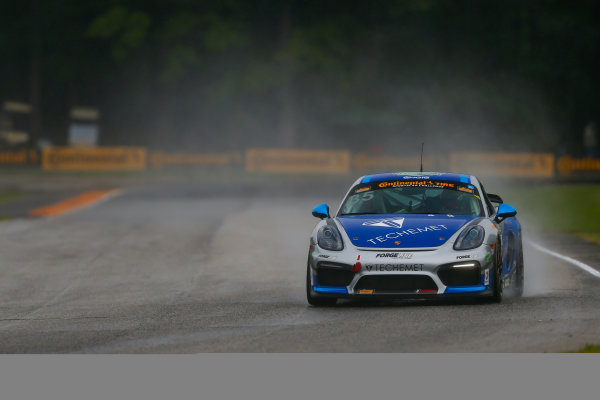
338,212,380,216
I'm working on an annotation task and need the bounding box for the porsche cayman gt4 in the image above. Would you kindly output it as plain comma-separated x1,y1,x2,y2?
306,172,523,306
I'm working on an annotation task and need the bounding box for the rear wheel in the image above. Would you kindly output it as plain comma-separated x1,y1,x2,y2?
491,240,504,303
514,236,524,297
306,263,337,307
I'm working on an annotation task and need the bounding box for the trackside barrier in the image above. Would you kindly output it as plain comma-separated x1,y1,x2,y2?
0,149,39,164
556,156,600,176
42,147,146,171
448,152,555,178
352,153,443,172
149,150,242,168
246,148,351,173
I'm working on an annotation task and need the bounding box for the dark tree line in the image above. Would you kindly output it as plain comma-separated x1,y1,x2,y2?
1,0,599,154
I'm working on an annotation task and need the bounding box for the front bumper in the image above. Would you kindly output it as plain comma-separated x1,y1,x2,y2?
308,245,495,298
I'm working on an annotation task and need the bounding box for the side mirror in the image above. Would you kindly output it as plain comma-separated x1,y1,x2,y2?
312,203,330,219
488,193,504,204
495,203,517,223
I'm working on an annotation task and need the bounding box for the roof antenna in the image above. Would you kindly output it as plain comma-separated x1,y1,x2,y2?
419,143,424,172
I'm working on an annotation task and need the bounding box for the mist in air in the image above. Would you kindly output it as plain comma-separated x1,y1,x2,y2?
2,1,597,156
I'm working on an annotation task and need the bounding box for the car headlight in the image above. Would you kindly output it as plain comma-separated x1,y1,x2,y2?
454,225,485,250
317,225,344,251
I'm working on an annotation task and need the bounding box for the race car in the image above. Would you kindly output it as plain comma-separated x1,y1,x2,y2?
306,172,523,306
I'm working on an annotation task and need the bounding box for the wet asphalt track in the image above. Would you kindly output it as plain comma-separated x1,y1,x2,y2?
0,179,599,353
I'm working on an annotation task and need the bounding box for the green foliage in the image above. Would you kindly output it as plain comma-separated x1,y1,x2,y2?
1,0,599,150
87,6,151,62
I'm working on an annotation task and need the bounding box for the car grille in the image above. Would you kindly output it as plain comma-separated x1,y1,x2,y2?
317,263,355,287
354,275,437,293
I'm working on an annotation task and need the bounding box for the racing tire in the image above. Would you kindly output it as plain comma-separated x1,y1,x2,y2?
306,263,337,307
490,240,504,303
514,236,524,298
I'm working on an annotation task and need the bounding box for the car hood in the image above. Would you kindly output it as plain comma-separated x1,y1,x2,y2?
337,214,477,249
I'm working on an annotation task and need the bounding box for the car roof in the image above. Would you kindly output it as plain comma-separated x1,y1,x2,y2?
358,172,473,185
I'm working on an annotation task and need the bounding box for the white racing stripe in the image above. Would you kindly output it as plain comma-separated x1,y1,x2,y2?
528,241,600,278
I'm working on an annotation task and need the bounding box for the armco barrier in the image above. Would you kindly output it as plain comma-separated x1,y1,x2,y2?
556,156,600,176
42,147,146,171
246,148,351,173
449,152,555,178
0,149,39,164
149,150,242,168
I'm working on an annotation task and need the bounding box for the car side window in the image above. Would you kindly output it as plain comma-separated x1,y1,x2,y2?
477,180,495,216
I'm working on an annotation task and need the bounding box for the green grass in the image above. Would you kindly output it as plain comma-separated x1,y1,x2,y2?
499,184,600,244
0,192,23,205
567,344,600,353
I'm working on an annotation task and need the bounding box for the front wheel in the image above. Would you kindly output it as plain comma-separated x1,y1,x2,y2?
306,263,337,307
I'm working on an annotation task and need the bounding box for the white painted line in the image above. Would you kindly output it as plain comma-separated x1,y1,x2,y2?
528,241,600,278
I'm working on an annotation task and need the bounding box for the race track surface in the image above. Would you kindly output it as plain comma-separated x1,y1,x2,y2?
1,178,599,353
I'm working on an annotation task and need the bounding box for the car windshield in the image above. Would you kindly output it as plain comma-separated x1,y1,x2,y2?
339,180,484,216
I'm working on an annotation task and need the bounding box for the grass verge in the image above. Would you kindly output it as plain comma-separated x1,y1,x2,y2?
568,344,600,353
499,184,600,244
0,192,23,205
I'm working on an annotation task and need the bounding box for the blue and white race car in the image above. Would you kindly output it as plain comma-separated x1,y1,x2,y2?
306,172,523,306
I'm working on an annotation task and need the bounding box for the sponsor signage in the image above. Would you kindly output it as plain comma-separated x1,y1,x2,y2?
366,224,449,246
362,218,405,228
42,147,146,171
364,263,424,272
245,148,351,173
449,152,555,178
556,156,600,175
0,149,39,165
375,252,413,259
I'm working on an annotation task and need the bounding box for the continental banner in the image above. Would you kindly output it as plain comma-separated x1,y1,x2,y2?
246,148,351,173
556,156,600,175
149,150,242,168
42,147,146,171
449,152,555,178
352,153,443,172
0,149,39,165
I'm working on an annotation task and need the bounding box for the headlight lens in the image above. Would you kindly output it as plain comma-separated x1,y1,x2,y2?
454,225,485,250
317,225,344,251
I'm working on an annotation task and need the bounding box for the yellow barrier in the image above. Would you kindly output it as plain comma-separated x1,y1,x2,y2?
246,148,351,173
352,153,442,172
0,149,39,164
149,151,242,168
557,156,600,175
42,147,146,171
449,152,555,178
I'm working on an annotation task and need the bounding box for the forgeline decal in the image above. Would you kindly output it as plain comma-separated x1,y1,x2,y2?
375,252,413,259
364,264,424,272
362,218,404,228
456,255,471,259
355,186,371,193
377,180,456,188
366,224,448,245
